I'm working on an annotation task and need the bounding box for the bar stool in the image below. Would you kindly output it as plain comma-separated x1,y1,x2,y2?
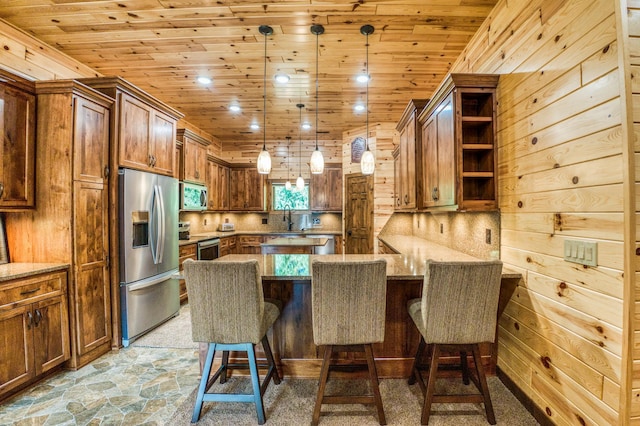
183,259,281,424
310,258,387,425
407,260,503,425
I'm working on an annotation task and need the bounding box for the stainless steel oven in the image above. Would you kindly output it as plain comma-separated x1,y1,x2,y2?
197,238,220,260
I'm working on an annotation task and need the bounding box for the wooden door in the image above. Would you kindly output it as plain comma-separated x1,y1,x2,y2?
399,113,416,209
219,165,230,210
229,168,246,210
73,95,110,183
72,180,111,358
0,84,36,209
244,168,264,210
0,304,34,394
33,294,70,375
150,110,176,176
326,168,343,211
310,172,328,210
184,136,207,184
118,93,152,171
435,93,456,206
344,173,374,254
207,159,219,210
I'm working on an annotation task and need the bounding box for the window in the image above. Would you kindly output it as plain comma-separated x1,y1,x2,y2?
272,183,309,210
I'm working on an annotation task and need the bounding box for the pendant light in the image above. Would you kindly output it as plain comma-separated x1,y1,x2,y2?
360,24,375,175
285,136,292,190
309,24,325,174
257,25,273,174
296,103,305,190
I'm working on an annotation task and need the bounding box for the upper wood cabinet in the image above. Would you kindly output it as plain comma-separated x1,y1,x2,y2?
79,77,183,177
206,157,230,211
177,128,209,184
0,76,36,210
5,80,114,370
229,166,264,211
311,166,343,211
394,99,428,211
417,74,499,211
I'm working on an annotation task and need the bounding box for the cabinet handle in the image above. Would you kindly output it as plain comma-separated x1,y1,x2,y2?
20,287,41,296
34,309,42,326
26,311,33,329
195,170,200,179
148,154,153,166
432,187,439,201
106,255,110,269
152,155,157,166
0,182,3,199
404,194,408,205
104,165,110,179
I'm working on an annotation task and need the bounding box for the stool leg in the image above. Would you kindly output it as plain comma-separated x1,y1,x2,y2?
421,343,440,425
312,345,333,426
364,344,386,425
460,351,470,385
220,350,230,383
472,344,496,425
192,343,216,423
247,343,267,425
261,335,281,389
409,337,426,386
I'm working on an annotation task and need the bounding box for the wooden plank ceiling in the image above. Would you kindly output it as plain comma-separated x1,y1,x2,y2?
0,0,497,146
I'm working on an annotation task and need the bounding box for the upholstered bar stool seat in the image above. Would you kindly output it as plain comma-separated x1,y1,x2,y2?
407,260,503,425
183,259,281,424
311,258,387,425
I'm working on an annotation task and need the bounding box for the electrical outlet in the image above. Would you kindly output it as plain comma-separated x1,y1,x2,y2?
440,223,443,234
262,218,268,225
203,219,208,226
564,240,597,266
485,229,491,244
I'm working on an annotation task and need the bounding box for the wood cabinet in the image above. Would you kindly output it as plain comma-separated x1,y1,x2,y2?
310,166,343,211
238,235,264,254
0,74,36,210
394,99,428,211
5,80,114,369
220,236,237,256
206,158,230,211
178,243,197,303
230,167,264,211
0,269,70,400
178,128,209,184
418,74,499,211
79,77,183,177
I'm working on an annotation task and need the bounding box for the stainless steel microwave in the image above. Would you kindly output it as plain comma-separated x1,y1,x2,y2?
180,182,208,211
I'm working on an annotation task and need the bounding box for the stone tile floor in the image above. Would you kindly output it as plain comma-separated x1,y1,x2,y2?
0,347,201,426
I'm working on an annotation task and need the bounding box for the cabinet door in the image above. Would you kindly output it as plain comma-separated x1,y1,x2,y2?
0,84,36,209
73,180,111,356
207,159,219,210
326,168,343,211
229,168,246,210
33,295,70,375
184,137,207,184
310,172,328,210
119,93,152,171
244,168,264,210
73,95,110,183
150,109,176,176
0,304,34,394
399,113,417,209
393,152,401,210
219,165,230,210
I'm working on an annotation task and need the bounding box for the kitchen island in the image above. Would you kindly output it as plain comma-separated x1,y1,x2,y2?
198,250,521,379
260,237,329,254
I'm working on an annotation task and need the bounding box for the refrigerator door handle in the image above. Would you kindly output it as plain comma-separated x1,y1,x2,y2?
150,184,164,265
156,184,166,263
127,269,177,291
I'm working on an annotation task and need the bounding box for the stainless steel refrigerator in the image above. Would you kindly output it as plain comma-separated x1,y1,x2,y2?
119,168,179,347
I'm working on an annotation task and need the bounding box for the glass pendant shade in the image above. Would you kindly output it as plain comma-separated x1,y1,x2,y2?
310,149,324,174
285,180,292,190
360,147,375,175
257,148,271,174
296,175,305,190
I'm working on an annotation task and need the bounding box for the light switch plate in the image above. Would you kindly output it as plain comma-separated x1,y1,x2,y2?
564,240,597,267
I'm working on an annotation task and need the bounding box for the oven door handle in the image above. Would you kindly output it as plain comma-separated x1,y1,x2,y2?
198,239,220,249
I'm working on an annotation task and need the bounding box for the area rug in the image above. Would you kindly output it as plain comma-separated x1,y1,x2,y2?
131,304,199,349
168,376,539,425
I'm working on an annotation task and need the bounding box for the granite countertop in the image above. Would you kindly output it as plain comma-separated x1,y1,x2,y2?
180,230,340,245
261,237,329,247
0,263,70,283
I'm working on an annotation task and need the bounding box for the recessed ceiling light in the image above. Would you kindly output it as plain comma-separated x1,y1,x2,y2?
356,73,369,83
196,76,212,85
274,73,290,83
229,104,241,113
250,123,260,130
302,122,311,130
354,103,366,112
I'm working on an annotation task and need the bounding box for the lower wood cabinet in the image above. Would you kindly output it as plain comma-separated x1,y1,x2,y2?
238,235,264,254
178,243,197,303
0,269,70,401
219,236,237,256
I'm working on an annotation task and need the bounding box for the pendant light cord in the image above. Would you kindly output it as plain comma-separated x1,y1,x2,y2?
365,30,369,151
263,29,267,151
315,30,319,151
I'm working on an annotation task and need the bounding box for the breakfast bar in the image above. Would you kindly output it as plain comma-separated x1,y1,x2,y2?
203,249,521,379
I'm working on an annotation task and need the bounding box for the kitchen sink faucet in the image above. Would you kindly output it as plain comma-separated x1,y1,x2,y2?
283,204,293,231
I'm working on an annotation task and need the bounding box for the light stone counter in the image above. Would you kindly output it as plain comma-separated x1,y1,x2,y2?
0,263,69,283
